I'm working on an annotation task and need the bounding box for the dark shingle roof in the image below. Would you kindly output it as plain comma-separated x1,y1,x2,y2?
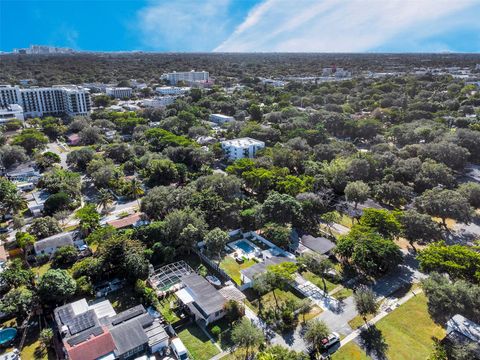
34,231,75,253
240,256,295,281
110,319,148,356
181,273,226,316
300,235,336,255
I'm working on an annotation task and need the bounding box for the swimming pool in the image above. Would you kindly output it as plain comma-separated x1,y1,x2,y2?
0,328,17,346
235,240,256,254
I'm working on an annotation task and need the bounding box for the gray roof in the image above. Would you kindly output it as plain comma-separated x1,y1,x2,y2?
240,256,295,281
182,273,227,316
34,231,75,253
144,320,169,348
300,235,336,255
110,319,148,356
447,314,480,343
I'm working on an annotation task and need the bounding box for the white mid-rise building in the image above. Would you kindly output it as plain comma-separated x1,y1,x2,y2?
142,96,176,108
209,114,235,124
0,85,91,118
0,104,24,123
221,137,265,160
161,70,209,85
155,86,190,95
106,87,132,99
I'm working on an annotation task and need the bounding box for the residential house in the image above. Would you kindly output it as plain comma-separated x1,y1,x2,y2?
175,273,227,326
295,234,336,257
5,162,40,183
54,299,169,360
26,190,50,217
445,314,480,355
107,213,148,230
33,231,86,257
240,256,296,289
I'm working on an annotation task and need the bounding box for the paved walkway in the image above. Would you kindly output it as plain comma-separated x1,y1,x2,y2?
293,274,340,311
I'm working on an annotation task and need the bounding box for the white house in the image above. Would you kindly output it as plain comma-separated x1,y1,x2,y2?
33,231,85,256
221,137,265,160
175,273,227,325
106,87,132,99
209,114,234,124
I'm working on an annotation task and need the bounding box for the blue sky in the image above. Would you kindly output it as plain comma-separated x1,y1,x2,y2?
1,0,480,53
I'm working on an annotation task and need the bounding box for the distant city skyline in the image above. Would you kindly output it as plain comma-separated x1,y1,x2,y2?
1,0,480,53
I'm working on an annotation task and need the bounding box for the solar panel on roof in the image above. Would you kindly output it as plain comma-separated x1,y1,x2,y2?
57,306,74,325
68,310,96,335
66,326,104,346
111,306,145,326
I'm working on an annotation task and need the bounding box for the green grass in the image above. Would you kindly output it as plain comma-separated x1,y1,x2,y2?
157,294,181,323
334,211,355,228
177,324,220,360
374,294,445,360
249,288,303,314
219,256,257,285
302,271,338,293
302,305,323,322
20,323,56,360
332,342,371,360
332,286,354,300
32,262,52,278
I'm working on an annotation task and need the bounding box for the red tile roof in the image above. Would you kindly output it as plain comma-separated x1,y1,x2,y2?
65,327,116,360
107,213,142,229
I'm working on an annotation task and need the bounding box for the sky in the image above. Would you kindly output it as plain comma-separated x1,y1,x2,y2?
1,0,480,53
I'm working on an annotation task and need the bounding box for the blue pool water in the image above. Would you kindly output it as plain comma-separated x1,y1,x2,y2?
0,328,17,345
235,240,256,254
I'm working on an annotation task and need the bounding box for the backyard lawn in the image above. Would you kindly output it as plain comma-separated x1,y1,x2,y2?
332,342,371,360
248,288,303,314
157,293,181,323
177,324,220,360
372,293,445,360
219,256,257,285
32,262,52,278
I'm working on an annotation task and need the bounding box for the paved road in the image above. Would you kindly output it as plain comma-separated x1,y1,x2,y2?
46,142,69,169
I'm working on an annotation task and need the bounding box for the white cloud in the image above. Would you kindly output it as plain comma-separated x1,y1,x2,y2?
137,0,232,51
214,0,479,52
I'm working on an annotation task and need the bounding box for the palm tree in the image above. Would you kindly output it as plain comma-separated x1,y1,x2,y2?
127,178,144,208
3,192,27,216
97,189,113,214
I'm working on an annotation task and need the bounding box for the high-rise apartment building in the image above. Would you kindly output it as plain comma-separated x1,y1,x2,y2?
0,85,91,118
161,70,209,85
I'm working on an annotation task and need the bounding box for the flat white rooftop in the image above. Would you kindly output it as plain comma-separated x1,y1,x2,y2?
221,137,264,148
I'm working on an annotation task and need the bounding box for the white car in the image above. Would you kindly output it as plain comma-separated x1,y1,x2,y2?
321,332,340,349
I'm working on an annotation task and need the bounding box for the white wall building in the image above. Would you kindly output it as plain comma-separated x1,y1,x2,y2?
161,70,209,85
155,86,190,95
0,104,24,122
142,96,176,108
221,137,265,160
106,87,132,99
0,85,91,118
209,113,234,124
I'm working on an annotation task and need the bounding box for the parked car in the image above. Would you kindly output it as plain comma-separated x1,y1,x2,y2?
171,337,189,360
321,332,340,349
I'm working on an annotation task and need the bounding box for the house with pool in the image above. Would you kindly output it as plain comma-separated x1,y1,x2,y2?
213,230,296,290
